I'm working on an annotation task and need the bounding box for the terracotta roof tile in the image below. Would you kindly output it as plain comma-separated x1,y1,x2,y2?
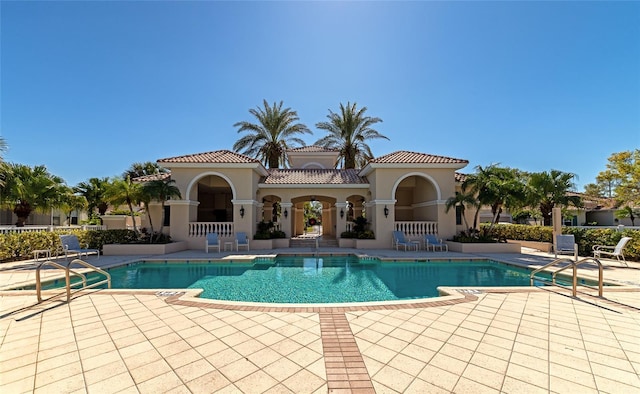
455,172,467,182
261,169,367,185
132,173,171,182
287,146,339,153
370,150,468,164
157,150,259,164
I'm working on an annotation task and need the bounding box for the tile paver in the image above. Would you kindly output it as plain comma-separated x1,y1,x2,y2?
1,249,639,393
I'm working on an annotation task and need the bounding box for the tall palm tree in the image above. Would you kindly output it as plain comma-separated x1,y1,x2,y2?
462,164,527,233
59,187,88,225
123,162,168,179
0,137,8,188
2,163,66,226
527,170,581,226
445,191,478,233
141,178,181,240
314,102,388,169
233,100,311,168
104,176,142,233
74,177,110,217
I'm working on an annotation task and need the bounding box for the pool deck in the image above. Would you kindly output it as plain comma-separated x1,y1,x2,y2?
1,248,639,393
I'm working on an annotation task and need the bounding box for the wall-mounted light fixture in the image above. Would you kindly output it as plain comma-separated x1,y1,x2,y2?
239,206,245,218
384,205,389,218
340,209,344,219
283,209,288,218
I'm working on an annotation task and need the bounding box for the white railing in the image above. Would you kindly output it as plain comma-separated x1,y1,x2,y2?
0,225,106,234
189,222,234,238
394,221,438,237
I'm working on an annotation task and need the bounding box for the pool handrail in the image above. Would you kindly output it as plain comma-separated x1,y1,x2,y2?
530,257,604,297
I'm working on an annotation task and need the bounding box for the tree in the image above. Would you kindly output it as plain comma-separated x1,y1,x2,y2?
599,150,640,206
615,206,637,226
314,102,388,169
75,177,110,217
0,137,7,188
233,100,311,168
123,162,168,179
104,176,142,233
140,178,181,240
462,165,527,233
59,188,88,225
527,170,581,226
1,163,66,226
444,191,478,233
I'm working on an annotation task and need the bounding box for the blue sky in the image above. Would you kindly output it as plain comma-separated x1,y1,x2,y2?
2,1,639,190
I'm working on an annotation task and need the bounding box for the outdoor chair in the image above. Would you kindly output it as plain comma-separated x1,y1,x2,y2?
59,234,100,260
235,232,250,251
593,236,632,267
424,234,448,252
554,234,578,261
392,230,419,251
205,232,220,253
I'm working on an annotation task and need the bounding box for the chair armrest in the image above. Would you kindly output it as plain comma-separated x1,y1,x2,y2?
592,245,614,252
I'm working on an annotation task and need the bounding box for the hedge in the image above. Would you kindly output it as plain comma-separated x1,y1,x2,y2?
0,230,138,263
488,224,639,261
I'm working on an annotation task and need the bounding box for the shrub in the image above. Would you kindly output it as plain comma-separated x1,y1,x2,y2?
487,224,639,260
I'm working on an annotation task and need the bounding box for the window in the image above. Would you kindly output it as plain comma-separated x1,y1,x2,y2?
455,206,462,225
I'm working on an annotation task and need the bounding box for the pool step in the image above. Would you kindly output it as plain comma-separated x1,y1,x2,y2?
289,238,339,248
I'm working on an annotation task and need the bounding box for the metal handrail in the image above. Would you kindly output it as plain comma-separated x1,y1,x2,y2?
65,259,111,301
36,260,87,303
530,257,604,297
35,258,111,303
552,257,604,297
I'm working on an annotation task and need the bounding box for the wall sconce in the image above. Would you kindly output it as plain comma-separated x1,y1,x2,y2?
239,206,245,218
384,205,389,218
283,209,288,218
340,209,344,219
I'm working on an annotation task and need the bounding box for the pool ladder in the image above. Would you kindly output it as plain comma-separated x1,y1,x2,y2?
529,257,604,297
36,259,111,303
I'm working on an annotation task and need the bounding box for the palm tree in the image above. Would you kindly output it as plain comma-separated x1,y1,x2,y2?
233,100,311,168
462,164,527,234
527,170,581,226
123,162,168,179
314,102,388,169
0,137,8,188
75,177,110,217
445,191,478,233
141,178,181,241
104,176,142,233
59,187,88,225
1,163,66,226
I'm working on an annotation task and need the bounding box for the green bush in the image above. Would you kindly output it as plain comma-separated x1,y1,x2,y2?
0,229,139,263
487,224,639,261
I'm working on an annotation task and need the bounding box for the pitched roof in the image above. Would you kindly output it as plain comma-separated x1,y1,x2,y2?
370,150,468,165
287,146,339,153
261,169,367,185
455,172,467,182
132,172,171,183
157,150,259,164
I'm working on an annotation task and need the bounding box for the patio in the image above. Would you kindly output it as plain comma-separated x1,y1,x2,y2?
1,248,639,393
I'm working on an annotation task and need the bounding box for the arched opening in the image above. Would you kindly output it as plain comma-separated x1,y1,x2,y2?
193,175,234,222
392,174,440,236
290,195,337,239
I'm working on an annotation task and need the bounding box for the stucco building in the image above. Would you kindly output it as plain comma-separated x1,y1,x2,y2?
152,146,469,249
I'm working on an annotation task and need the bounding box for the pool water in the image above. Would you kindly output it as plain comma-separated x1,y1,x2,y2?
51,256,576,303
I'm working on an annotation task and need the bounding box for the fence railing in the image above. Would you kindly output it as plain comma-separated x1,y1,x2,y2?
0,225,106,235
189,222,234,238
394,221,438,238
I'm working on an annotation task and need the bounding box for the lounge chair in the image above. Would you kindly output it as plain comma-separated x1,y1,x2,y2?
235,232,250,251
59,234,100,260
593,236,632,266
392,230,419,251
424,234,448,252
554,234,578,261
205,232,220,253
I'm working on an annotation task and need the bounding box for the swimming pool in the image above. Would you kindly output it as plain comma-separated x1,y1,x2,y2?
43,256,587,303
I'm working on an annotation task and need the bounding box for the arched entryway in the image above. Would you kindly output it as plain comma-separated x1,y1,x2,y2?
392,173,440,236
290,195,337,239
